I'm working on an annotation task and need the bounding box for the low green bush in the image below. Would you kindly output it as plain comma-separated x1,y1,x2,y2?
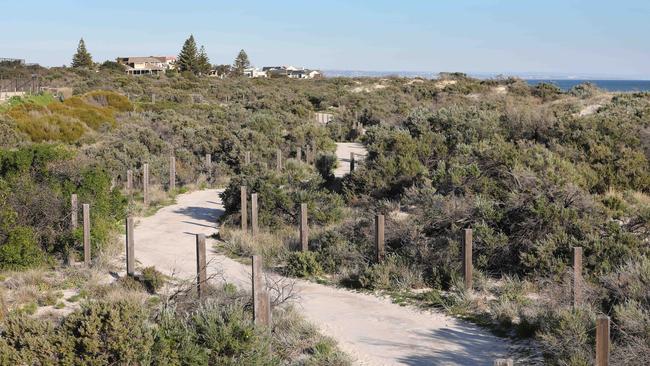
141,266,166,293
285,251,322,278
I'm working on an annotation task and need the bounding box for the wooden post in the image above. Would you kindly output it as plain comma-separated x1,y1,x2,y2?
251,193,259,236
296,147,302,161
151,93,156,103
69,193,79,264
276,149,282,171
573,247,583,308
169,155,176,192
300,203,308,251
196,233,207,298
350,152,355,173
143,163,149,207
252,255,270,326
205,153,211,167
596,315,610,366
463,228,473,290
375,214,385,262
83,204,90,265
259,291,271,328
245,151,251,165
305,146,311,164
126,169,133,197
240,186,247,232
493,359,513,366
70,194,78,230
126,216,134,276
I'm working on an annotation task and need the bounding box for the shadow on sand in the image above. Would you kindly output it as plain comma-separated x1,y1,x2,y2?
173,206,224,223
359,322,510,366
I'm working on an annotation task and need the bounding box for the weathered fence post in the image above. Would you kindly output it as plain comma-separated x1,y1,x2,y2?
276,149,282,171
493,359,513,366
126,169,133,197
251,193,259,236
240,186,248,232
252,255,271,326
143,163,150,207
151,93,156,103
375,214,385,262
196,233,207,298
69,194,78,264
300,203,308,251
296,147,302,162
126,216,134,276
244,151,251,165
83,204,91,265
70,194,78,230
573,246,583,308
350,152,355,173
463,228,473,290
205,153,212,167
169,155,176,192
596,315,610,366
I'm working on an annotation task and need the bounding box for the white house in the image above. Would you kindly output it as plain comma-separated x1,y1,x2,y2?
243,67,268,78
259,65,322,79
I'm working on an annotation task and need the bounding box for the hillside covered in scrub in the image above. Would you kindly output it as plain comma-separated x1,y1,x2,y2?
0,63,649,364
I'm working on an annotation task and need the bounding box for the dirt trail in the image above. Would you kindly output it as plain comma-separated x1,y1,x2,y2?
130,188,514,365
334,142,367,177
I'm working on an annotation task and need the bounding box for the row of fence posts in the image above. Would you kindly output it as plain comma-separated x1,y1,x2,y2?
241,146,323,171
237,184,611,364
71,153,180,264
72,148,610,363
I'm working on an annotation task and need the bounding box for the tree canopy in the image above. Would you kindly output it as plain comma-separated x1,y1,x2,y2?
177,35,211,76
177,35,198,73
196,46,211,76
233,49,250,74
71,38,93,68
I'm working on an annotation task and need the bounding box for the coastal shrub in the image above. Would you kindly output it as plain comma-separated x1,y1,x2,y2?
537,308,595,365
285,251,322,278
60,300,154,365
220,161,344,229
0,226,44,270
141,266,166,293
3,90,131,143
0,144,126,267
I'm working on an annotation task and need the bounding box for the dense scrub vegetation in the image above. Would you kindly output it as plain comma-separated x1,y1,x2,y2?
1,63,649,364
0,275,348,365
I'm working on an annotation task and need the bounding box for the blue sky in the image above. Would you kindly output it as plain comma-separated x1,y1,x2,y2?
2,0,649,78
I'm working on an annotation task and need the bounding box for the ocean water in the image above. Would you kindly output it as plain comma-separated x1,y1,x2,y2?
323,70,650,92
525,80,650,92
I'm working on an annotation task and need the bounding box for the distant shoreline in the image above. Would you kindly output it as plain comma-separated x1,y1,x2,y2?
322,70,650,80
322,70,650,92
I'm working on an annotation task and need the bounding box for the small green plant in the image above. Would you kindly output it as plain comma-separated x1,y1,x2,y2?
54,302,65,309
37,291,59,306
66,293,82,302
118,275,145,292
284,252,322,278
141,266,166,293
18,301,38,315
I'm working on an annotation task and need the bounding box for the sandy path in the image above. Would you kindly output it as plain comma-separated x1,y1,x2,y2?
334,142,368,177
130,189,514,365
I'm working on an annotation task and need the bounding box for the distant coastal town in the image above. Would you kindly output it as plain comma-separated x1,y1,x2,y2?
0,35,322,80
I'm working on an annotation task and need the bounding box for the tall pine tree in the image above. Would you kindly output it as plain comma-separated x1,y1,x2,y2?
177,35,198,73
72,38,93,68
196,46,211,76
233,49,251,74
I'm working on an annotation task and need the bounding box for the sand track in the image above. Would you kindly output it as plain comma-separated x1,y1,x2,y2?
130,189,513,365
129,144,513,365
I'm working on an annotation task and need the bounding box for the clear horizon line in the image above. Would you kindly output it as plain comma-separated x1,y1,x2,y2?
320,69,650,80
